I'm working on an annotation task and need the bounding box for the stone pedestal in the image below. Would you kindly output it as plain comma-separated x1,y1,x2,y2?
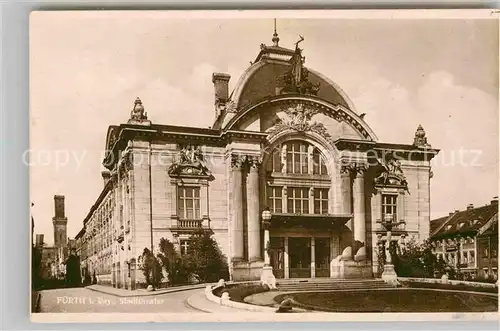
260,265,276,289
381,264,398,286
341,259,373,279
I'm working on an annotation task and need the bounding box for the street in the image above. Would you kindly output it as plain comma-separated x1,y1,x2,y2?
38,287,204,313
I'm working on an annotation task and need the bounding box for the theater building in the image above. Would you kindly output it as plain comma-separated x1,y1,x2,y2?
77,31,439,288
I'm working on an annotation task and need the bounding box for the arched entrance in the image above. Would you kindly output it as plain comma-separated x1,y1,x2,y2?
263,138,336,279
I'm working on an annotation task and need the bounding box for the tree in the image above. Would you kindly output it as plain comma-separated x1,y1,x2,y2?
65,254,81,287
139,248,163,287
32,246,42,290
157,238,188,285
183,230,229,282
392,238,451,278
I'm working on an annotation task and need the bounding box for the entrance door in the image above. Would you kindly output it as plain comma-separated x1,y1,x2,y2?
315,238,331,277
270,237,284,279
289,237,311,278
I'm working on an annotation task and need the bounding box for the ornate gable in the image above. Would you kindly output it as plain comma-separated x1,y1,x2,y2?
373,154,409,193
168,144,214,180
267,103,333,144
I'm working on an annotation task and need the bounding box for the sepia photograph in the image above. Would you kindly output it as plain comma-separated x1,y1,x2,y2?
29,10,498,322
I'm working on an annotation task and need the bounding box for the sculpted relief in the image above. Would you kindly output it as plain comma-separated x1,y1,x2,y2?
168,144,213,178
267,103,334,144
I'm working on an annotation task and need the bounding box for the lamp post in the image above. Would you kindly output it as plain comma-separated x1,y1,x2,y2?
260,207,276,289
377,213,404,285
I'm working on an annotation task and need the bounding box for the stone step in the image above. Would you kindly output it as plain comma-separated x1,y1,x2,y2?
276,278,384,284
278,283,391,288
276,279,392,291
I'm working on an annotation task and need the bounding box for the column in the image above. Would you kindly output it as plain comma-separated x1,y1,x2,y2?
231,154,244,262
353,164,367,260
340,165,353,259
284,237,290,279
311,237,316,278
340,165,352,215
247,157,261,262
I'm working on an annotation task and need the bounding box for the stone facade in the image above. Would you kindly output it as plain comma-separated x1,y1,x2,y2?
76,33,439,288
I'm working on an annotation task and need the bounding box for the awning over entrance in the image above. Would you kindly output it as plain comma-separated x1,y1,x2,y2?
269,213,352,229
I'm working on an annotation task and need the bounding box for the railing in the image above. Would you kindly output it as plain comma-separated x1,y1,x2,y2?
178,219,202,228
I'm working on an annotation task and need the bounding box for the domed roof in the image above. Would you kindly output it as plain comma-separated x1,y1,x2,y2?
230,41,355,113
233,61,352,111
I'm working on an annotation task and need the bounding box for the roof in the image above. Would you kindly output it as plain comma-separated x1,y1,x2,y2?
430,202,498,239
233,61,351,111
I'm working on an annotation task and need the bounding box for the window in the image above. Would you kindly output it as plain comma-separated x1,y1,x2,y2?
180,240,190,255
312,148,327,175
286,142,308,174
287,187,309,214
382,195,398,221
267,186,283,213
314,188,329,214
270,148,282,172
484,248,489,258
469,250,475,264
178,187,200,219
461,251,468,264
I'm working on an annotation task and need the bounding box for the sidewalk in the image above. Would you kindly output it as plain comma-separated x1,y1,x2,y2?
86,283,209,297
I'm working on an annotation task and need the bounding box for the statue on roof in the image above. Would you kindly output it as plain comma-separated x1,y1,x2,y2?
413,124,431,148
277,35,320,96
128,97,151,125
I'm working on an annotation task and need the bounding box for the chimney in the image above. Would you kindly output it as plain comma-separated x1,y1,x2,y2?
35,234,44,247
449,212,454,216
454,209,459,213
212,73,231,102
54,195,65,218
466,204,474,210
101,170,111,186
491,196,498,206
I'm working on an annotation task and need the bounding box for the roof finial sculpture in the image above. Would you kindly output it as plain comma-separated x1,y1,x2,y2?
413,124,431,148
272,18,280,47
128,97,151,125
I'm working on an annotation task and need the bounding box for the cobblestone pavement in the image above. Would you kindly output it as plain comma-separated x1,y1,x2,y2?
38,287,204,313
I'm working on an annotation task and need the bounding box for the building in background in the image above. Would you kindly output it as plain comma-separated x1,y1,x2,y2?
36,195,72,281
75,30,439,290
430,197,498,281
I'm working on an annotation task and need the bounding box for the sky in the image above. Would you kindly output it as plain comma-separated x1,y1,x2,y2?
30,11,499,245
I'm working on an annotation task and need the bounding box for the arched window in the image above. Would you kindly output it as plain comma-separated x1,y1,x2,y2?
266,140,330,215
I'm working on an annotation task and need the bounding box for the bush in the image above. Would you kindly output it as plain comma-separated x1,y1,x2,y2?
379,238,451,278
157,238,190,286
139,248,163,288
183,230,229,283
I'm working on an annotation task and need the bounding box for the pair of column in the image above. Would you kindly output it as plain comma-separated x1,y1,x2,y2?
340,163,367,260
230,154,261,263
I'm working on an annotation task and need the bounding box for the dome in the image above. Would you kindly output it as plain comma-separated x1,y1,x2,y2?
229,42,356,113
232,61,352,112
